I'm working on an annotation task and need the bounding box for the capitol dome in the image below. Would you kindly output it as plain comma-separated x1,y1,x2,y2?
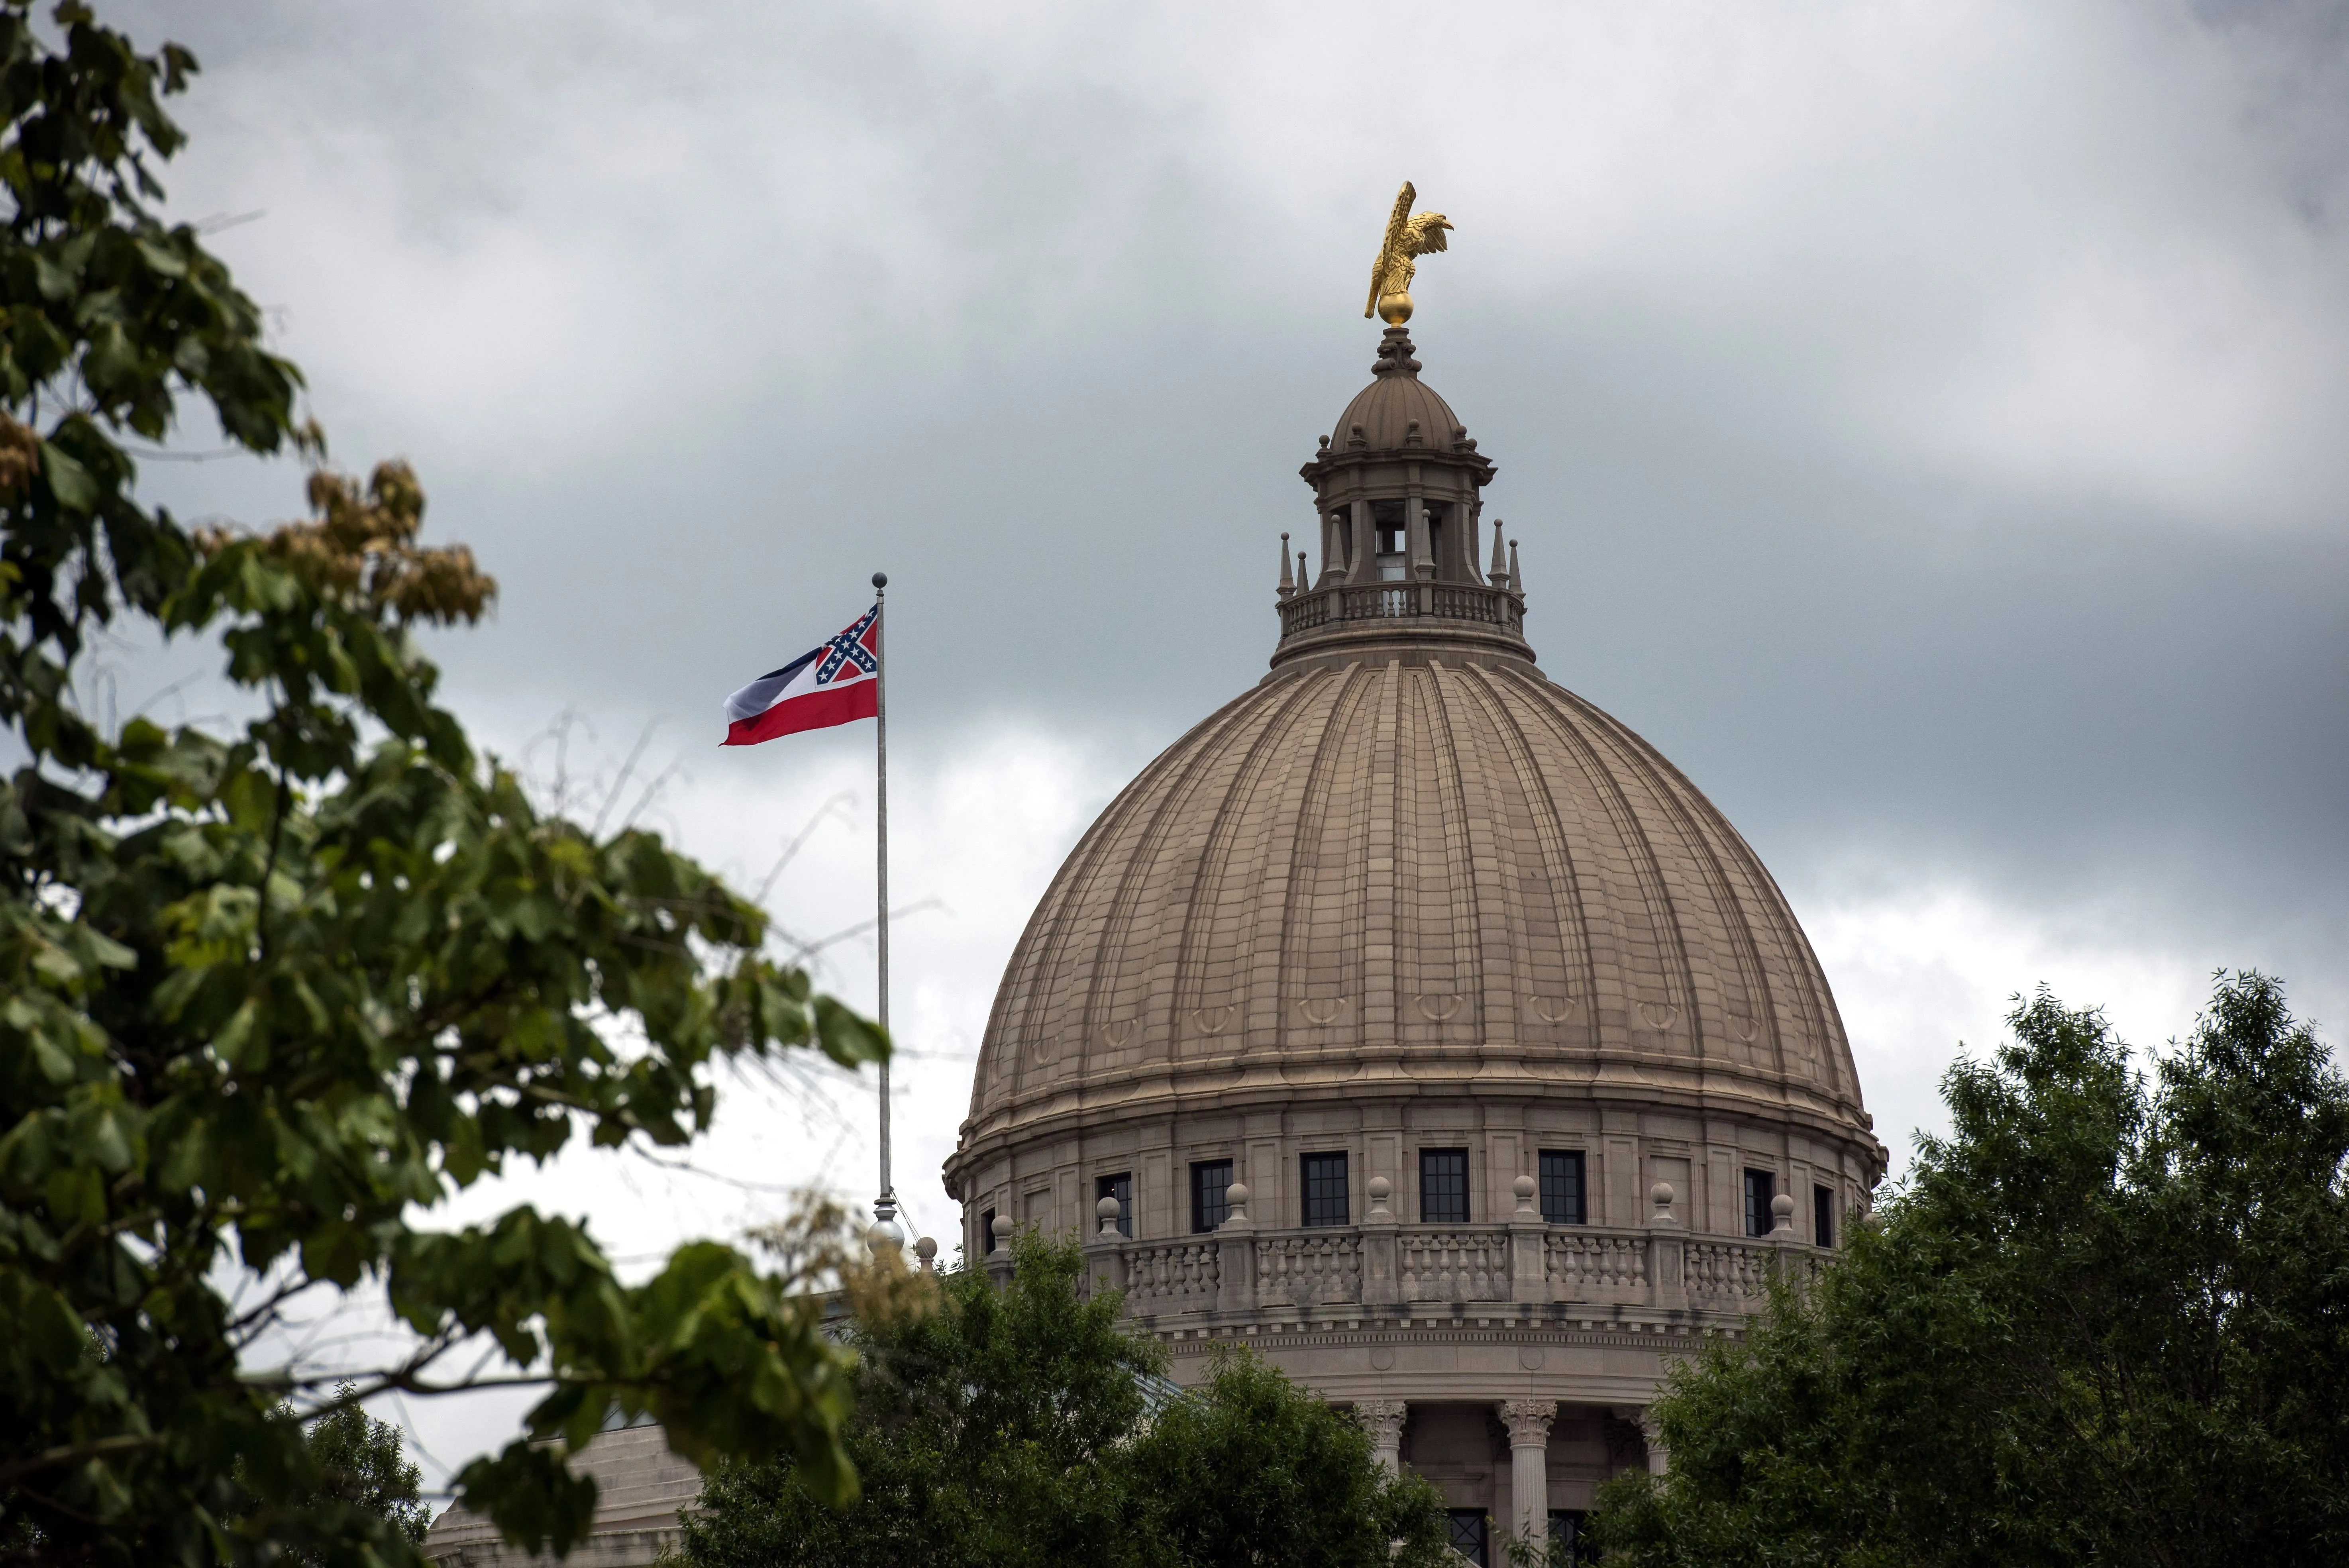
944,323,1882,1563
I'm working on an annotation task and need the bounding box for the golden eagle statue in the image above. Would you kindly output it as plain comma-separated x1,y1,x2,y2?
1364,181,1454,323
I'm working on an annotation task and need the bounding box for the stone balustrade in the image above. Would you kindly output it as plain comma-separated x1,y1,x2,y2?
1086,1217,1813,1323
1274,577,1525,642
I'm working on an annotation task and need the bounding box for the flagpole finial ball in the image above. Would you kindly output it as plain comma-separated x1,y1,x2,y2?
872,571,888,589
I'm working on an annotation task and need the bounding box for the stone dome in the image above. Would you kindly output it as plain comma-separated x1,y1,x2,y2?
943,320,1881,1546
1322,328,1480,457
955,651,1869,1150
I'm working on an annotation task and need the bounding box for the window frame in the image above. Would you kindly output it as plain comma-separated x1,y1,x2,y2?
1190,1159,1233,1234
1446,1509,1490,1566
1300,1151,1350,1228
1538,1148,1587,1225
1743,1168,1777,1238
1418,1146,1470,1225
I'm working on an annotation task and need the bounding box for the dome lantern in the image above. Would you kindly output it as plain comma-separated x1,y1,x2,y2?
1281,328,1522,669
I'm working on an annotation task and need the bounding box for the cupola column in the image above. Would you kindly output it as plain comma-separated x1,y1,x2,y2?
1407,483,1434,581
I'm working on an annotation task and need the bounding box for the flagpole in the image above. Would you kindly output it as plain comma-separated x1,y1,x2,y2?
871,571,896,1230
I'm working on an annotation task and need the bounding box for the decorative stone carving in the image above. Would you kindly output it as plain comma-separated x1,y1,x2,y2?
1357,1399,1409,1475
1497,1398,1556,1448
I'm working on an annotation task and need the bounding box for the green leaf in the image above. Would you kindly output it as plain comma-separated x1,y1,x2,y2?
812,995,889,1069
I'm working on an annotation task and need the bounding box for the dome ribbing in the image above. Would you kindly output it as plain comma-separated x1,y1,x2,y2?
955,650,1868,1156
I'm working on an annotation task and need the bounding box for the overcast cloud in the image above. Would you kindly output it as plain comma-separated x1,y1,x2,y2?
89,0,2349,1490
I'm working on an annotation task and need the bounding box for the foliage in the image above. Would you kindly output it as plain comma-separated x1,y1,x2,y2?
676,1236,1448,1568
293,1389,432,1549
1590,971,2349,1568
1124,1348,1450,1568
0,3,888,1563
228,1384,432,1556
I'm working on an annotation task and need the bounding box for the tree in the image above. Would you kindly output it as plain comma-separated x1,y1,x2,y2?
677,1236,1450,1568
295,1389,432,1550
1590,971,2349,1568
1125,1349,1450,1568
228,1384,431,1556
0,4,889,1563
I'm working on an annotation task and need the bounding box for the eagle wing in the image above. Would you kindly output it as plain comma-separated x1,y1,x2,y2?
1365,181,1418,318
1402,211,1451,258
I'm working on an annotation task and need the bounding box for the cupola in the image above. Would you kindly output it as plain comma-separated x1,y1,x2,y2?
1279,328,1524,669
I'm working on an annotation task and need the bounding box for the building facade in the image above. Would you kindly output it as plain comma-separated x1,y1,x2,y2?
941,324,1885,1563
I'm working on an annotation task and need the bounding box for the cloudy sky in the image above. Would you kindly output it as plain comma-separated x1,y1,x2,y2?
103,0,2349,1491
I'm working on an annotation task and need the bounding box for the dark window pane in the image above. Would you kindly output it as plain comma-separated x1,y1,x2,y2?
1447,1510,1489,1566
1743,1169,1776,1237
1549,1511,1589,1565
1539,1149,1586,1225
1814,1184,1834,1248
1419,1148,1468,1224
1094,1173,1132,1237
1191,1160,1233,1234
979,1208,996,1254
1302,1152,1349,1227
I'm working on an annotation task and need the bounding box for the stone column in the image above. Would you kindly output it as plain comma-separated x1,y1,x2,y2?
1362,1176,1400,1308
1498,1400,1557,1558
1215,1182,1257,1315
1615,1404,1669,1476
1508,1175,1546,1304
1085,1196,1127,1299
1648,1180,1688,1312
1358,1399,1408,1476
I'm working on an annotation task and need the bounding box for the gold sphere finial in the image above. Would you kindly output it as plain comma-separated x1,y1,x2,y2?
1364,181,1452,321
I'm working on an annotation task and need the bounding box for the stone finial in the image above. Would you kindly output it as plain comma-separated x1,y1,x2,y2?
989,1213,1013,1254
1512,1174,1538,1216
1224,1181,1252,1228
1650,1181,1676,1225
1489,516,1508,587
1771,1191,1796,1235
1278,534,1294,599
1298,550,1309,590
1507,538,1522,594
1097,1194,1123,1237
1366,1175,1392,1221
914,1236,938,1276
1370,328,1422,379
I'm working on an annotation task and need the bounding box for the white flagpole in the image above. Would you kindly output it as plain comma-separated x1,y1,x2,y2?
871,571,896,1229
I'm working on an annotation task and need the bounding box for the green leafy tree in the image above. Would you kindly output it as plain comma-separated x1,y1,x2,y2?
228,1383,432,1556
0,4,889,1563
677,1236,1448,1568
294,1388,432,1550
679,1234,1154,1568
1125,1348,1449,1568
1591,971,2349,1568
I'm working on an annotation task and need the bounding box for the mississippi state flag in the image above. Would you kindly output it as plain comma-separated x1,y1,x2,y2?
722,604,880,746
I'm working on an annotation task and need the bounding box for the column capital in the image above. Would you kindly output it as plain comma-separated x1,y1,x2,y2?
1356,1398,1409,1448
1497,1397,1557,1447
